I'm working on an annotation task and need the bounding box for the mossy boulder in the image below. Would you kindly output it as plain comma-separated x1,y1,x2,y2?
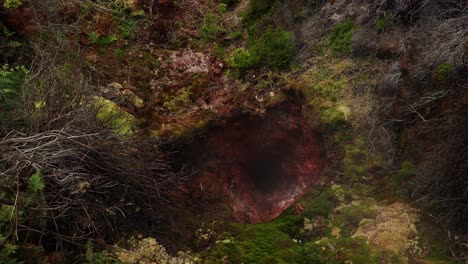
93,96,137,135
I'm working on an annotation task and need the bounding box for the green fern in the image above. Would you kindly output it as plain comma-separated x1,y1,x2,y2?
0,236,19,264
24,170,47,226
28,170,45,193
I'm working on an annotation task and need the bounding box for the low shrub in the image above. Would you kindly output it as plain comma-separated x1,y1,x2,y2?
330,19,355,54
242,0,279,26
228,28,296,73
227,48,254,74
249,27,296,69
200,13,221,41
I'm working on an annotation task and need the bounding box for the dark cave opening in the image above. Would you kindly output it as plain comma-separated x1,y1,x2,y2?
183,99,326,223
244,143,294,195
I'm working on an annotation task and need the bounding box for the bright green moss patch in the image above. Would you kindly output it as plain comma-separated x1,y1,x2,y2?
94,97,136,135
204,223,298,264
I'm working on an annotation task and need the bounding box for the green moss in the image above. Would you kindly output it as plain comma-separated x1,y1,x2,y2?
319,106,346,130
94,97,136,135
312,77,346,102
162,88,193,112
335,204,375,237
329,19,355,54
300,188,337,219
307,237,399,264
343,137,377,183
205,223,299,264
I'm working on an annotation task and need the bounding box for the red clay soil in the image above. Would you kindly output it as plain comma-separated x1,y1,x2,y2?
185,99,326,223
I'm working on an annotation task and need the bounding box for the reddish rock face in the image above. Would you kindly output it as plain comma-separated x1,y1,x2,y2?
186,100,326,223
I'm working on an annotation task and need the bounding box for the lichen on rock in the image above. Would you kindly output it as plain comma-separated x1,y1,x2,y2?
112,236,193,264
352,202,420,254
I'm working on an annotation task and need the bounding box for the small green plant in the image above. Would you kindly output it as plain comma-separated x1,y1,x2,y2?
227,48,254,74
2,27,15,37
219,0,238,8
228,30,242,39
0,65,28,120
114,48,125,58
436,63,454,80
119,19,138,40
88,31,100,43
200,13,221,41
375,14,394,30
28,170,45,193
3,0,21,8
398,161,415,181
88,31,118,47
218,3,227,13
249,27,296,69
85,241,108,264
0,238,18,264
329,19,355,54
